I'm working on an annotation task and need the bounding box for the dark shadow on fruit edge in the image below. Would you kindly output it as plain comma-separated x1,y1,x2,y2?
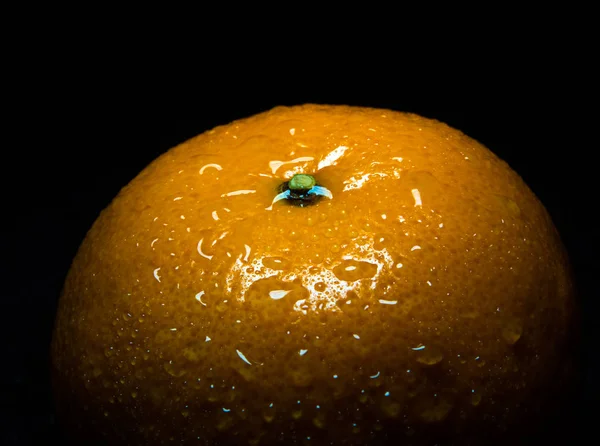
14,288,590,446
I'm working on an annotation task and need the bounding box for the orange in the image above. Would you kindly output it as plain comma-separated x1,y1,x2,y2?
51,104,576,445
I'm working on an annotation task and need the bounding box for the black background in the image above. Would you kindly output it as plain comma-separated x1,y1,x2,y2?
3,66,595,444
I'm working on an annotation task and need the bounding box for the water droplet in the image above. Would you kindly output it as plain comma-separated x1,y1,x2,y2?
414,394,453,422
262,257,289,270
183,347,201,363
269,289,291,300
154,329,176,345
313,413,327,429
288,367,313,387
405,370,417,384
333,260,378,281
494,194,521,217
163,361,187,377
314,282,326,292
216,416,233,432
235,366,255,382
236,349,252,365
502,318,523,345
415,345,444,365
263,409,275,423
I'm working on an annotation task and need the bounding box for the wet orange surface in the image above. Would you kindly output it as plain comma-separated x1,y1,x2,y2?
52,105,575,444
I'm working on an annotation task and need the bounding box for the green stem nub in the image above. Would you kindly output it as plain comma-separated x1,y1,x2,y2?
288,174,316,192
272,173,332,208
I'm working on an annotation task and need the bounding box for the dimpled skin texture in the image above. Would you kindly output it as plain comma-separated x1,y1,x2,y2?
51,105,575,445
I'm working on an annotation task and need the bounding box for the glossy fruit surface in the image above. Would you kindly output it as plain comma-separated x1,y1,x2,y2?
51,105,575,445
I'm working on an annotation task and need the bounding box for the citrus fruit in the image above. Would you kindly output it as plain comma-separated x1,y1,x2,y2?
51,104,576,445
